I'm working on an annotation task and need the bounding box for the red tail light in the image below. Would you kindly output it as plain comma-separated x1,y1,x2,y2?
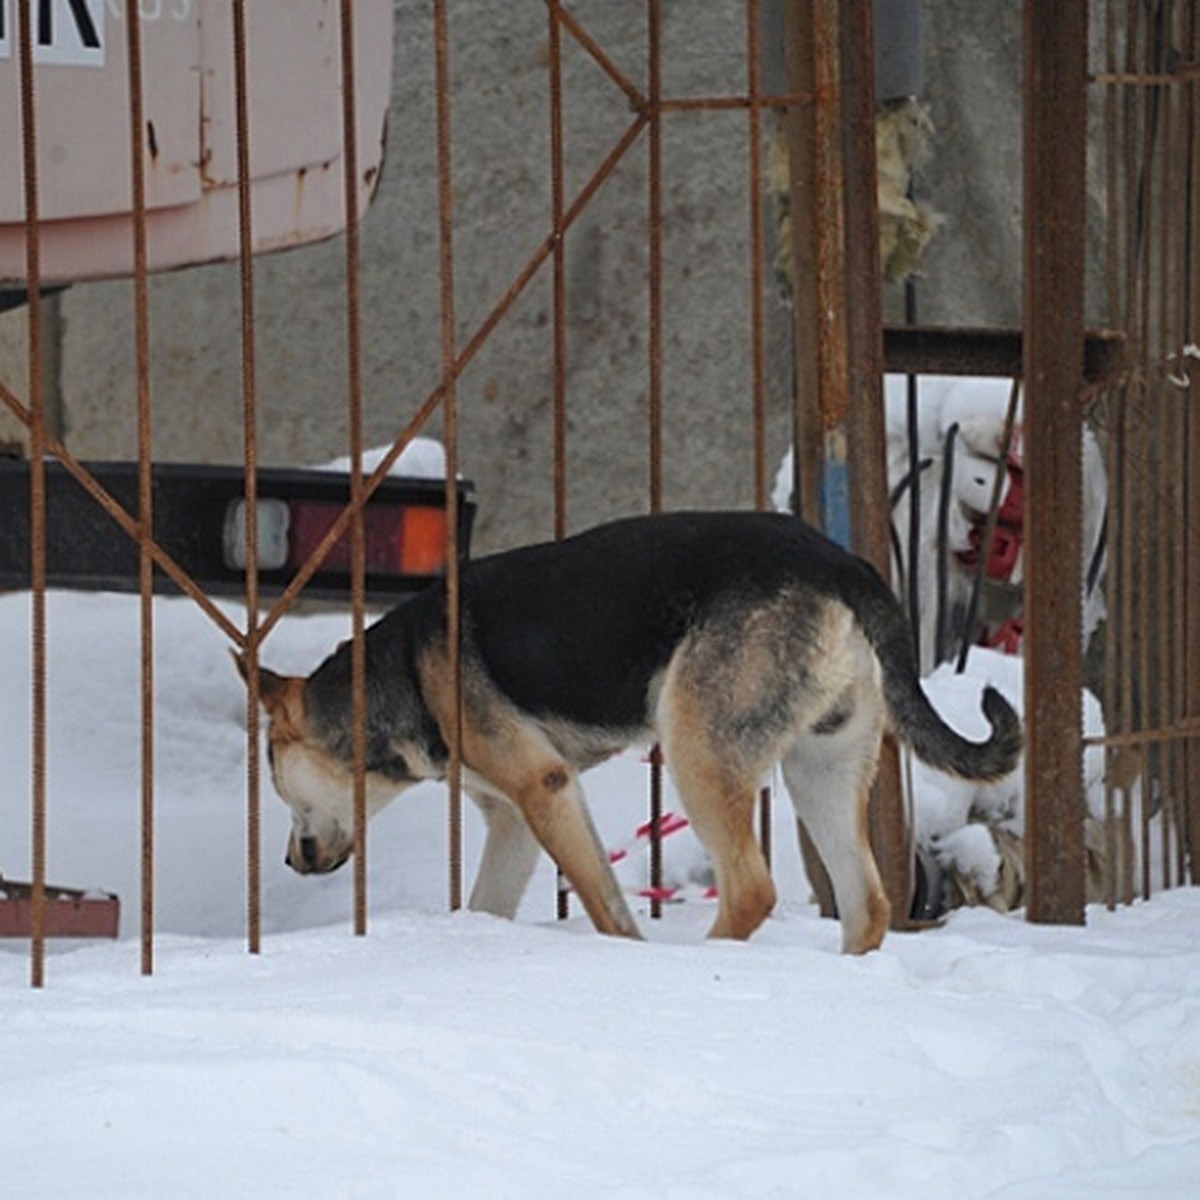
287,501,449,578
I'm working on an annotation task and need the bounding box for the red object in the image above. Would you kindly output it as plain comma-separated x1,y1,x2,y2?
637,886,682,903
608,811,690,863
0,878,120,939
288,501,449,578
958,461,1025,582
985,617,1025,656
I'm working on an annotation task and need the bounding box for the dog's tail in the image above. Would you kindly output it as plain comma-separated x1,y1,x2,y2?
848,572,1022,782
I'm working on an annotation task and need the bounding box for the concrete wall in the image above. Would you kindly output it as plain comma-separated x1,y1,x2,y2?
1,1,1057,555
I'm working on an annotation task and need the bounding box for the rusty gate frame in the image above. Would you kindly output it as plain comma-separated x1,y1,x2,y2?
4,1,1197,987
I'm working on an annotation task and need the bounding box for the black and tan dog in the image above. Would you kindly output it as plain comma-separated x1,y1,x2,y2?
242,510,1021,953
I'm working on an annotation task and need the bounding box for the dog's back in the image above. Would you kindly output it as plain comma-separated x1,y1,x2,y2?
445,510,881,727
431,511,1018,777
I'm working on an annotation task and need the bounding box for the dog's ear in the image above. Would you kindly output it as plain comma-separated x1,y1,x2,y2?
231,650,297,717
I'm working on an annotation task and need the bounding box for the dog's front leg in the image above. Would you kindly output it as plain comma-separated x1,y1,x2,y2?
462,746,642,939
514,772,642,939
466,787,540,920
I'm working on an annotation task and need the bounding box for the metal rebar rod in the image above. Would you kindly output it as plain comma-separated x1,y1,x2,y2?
231,0,261,955
126,0,156,975
647,0,664,919
337,0,371,937
16,0,47,989
433,0,463,914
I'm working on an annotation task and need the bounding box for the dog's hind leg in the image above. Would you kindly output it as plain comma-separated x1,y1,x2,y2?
466,788,540,920
780,688,891,954
672,759,777,941
659,700,776,940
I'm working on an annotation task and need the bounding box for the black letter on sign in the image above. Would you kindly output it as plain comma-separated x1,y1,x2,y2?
39,0,102,49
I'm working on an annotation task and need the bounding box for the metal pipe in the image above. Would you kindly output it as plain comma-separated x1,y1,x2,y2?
1022,0,1088,926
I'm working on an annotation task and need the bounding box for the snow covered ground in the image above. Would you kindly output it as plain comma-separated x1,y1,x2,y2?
3,589,1200,1199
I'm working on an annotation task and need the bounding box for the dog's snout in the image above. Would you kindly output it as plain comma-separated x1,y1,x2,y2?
285,834,322,873
286,832,352,875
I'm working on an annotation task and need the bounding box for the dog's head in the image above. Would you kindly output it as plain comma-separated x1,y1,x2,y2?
235,653,413,876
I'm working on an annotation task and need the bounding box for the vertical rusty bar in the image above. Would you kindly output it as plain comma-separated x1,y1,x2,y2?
231,0,262,954
1133,0,1156,896
784,0,850,520
1156,26,1181,890
781,0,850,919
1136,385,1153,900
647,0,664,918
1185,0,1200,883
549,0,568,543
548,0,572,921
1101,0,1125,910
434,0,464,914
16,0,47,989
1175,0,1192,888
1022,0,1087,925
746,0,773,867
839,0,887,560
647,0,664,515
1122,5,1150,900
838,0,910,926
747,0,768,511
338,0,370,935
125,0,156,974
802,2,848,436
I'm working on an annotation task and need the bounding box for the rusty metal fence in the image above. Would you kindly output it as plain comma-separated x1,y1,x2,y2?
2,1,1197,987
1090,0,1200,904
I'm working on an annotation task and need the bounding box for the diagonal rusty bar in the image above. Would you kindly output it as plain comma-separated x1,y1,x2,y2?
256,110,650,642
553,2,646,113
0,383,244,642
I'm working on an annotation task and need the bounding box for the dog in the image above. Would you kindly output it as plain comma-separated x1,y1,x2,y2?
240,510,1021,953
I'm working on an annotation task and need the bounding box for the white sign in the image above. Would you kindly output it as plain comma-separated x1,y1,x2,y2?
0,0,107,68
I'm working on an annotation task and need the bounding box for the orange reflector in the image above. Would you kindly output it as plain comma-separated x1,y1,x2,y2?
398,505,449,576
288,502,449,578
